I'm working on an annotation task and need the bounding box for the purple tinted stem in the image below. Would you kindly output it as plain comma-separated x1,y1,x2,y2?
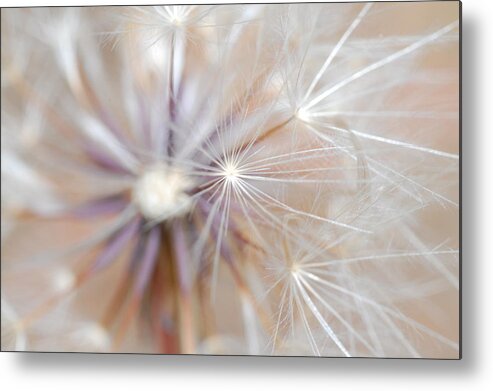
72,195,127,218
134,226,160,295
92,217,141,273
85,145,132,175
137,95,151,149
97,108,126,141
172,220,191,293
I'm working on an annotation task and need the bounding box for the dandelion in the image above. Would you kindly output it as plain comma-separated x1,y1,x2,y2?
1,2,459,357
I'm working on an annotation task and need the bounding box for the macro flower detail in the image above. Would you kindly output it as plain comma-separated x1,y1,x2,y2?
1,2,459,358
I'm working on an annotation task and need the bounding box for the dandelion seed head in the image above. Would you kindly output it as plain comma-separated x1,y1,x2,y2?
222,163,241,184
159,5,190,27
51,268,76,293
294,107,312,123
290,263,301,276
1,298,27,350
132,165,193,221
170,15,183,27
69,322,111,351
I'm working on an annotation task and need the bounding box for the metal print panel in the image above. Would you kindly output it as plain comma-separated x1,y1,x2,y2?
0,1,460,358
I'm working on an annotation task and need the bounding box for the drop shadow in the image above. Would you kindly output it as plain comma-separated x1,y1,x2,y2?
459,6,479,376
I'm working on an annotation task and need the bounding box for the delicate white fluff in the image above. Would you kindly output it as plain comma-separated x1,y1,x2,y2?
0,3,459,357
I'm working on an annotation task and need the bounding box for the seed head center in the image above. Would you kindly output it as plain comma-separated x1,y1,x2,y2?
133,165,192,221
295,107,312,122
223,164,240,183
